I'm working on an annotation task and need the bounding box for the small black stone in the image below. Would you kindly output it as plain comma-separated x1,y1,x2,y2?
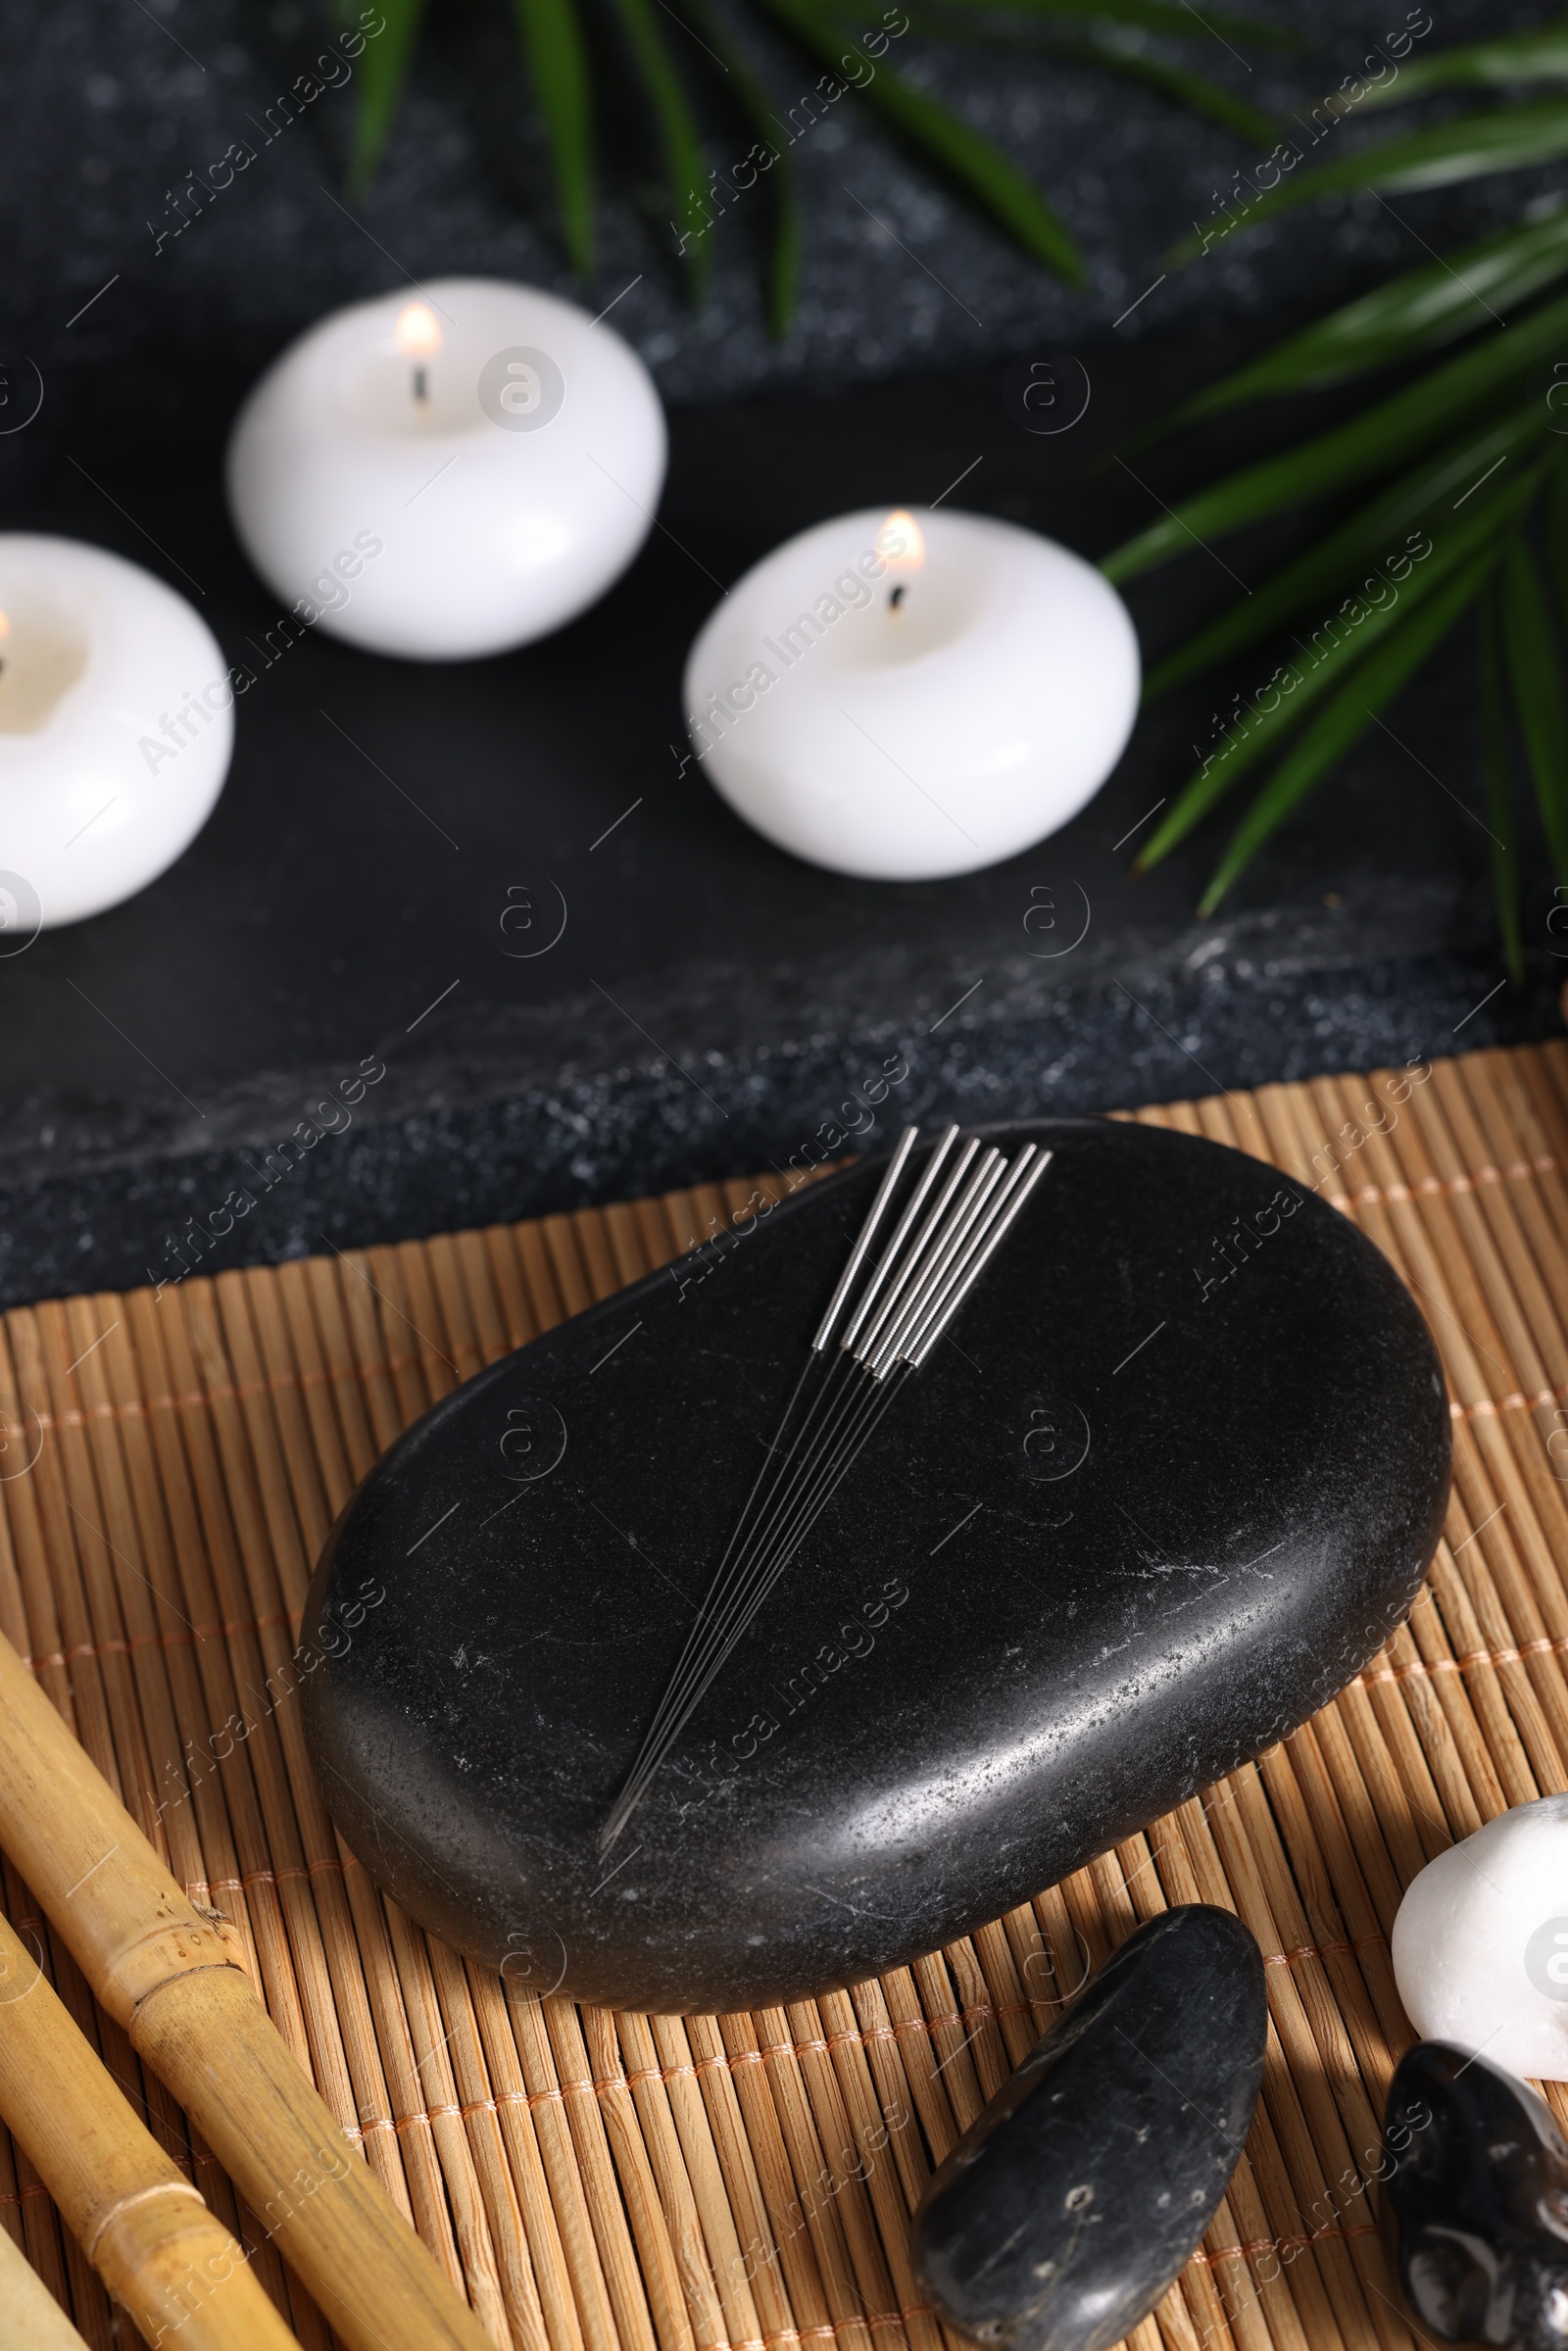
301,1117,1449,2012
1383,2041,1568,2347
910,1906,1266,2351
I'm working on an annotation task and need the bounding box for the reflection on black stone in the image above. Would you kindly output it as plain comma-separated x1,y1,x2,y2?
1383,2041,1568,2347
911,1907,1266,2351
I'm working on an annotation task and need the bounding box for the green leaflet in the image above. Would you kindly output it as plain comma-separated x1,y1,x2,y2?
1357,21,1568,109
1102,290,1568,582
677,0,804,333
344,0,427,195
513,0,597,276
1142,402,1547,698
920,0,1298,47
1026,35,1280,145
609,0,712,292
1502,531,1568,879
1170,207,1568,420
1481,587,1524,985
1198,552,1498,913
1134,459,1544,871
1170,100,1568,258
1548,456,1568,628
759,0,1084,280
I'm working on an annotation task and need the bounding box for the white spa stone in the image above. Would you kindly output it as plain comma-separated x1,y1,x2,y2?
1393,1793,1568,2081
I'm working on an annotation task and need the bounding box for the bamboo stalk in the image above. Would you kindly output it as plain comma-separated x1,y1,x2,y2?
0,2217,91,2351
0,1625,492,2351
0,1905,298,2349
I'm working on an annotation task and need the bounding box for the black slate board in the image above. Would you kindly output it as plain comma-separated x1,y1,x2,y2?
302,1117,1449,2012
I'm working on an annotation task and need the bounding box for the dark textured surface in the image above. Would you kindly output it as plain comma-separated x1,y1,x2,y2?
912,1906,1267,2351
4,341,1563,1308
5,0,1563,1309
3,0,1544,447
1383,2042,1568,2350
302,1117,1450,2013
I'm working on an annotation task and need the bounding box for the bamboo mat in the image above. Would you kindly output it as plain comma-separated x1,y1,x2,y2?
9,1044,1568,2351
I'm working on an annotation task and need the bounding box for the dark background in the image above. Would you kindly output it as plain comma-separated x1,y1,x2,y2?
2,0,1560,1306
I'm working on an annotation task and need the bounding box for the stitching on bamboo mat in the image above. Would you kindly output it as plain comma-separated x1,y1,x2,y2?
16,1360,479,1433
1449,1385,1563,1421
1194,2221,1379,2264
1361,1633,1568,1682
24,1612,294,1672
1336,1154,1562,1206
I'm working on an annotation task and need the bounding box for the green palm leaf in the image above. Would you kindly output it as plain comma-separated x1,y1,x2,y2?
344,0,427,196
1133,458,1544,871
1170,100,1568,259
513,0,597,275
676,0,804,332
1196,551,1499,913
1480,585,1524,985
925,0,1299,47
1102,291,1568,581
1142,402,1546,697
1356,20,1568,109
759,0,1085,280
1014,33,1280,145
1167,207,1568,421
1548,454,1568,625
1501,529,1568,878
609,0,713,292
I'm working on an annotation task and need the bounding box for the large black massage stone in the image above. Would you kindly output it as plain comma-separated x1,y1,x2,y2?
302,1117,1450,2012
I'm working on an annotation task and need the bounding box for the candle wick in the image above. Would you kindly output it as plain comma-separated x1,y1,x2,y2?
414,367,428,405
889,584,906,613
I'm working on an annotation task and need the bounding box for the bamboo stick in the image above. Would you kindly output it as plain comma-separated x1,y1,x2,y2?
0,1906,298,2348
0,2219,90,2351
0,1625,492,2351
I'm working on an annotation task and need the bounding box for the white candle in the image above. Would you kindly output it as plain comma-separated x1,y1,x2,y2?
225,277,666,661
683,508,1140,880
0,537,233,937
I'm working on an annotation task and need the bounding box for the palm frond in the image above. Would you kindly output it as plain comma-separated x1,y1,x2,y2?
1480,584,1525,984
1141,403,1546,698
1501,529,1568,880
1194,552,1498,912
342,0,1284,314
1131,457,1544,871
676,0,804,332
1167,206,1568,421
609,0,713,291
1356,20,1568,110
1171,100,1568,259
343,0,427,197
1103,292,1568,582
759,0,1085,280
513,0,598,275
920,0,1300,49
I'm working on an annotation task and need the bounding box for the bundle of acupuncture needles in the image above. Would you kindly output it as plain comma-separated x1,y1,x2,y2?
599,1125,1053,1852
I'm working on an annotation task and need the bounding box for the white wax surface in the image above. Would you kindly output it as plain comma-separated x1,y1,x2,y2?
0,536,232,933
1393,1793,1568,2080
683,507,1140,881
225,277,666,661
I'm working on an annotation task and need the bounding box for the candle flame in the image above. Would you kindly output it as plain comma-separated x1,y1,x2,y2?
0,612,11,641
395,303,442,358
877,511,925,573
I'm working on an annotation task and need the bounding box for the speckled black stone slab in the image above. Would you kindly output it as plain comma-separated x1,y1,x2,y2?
911,1906,1266,2351
1383,2042,1568,2347
301,1117,1449,2013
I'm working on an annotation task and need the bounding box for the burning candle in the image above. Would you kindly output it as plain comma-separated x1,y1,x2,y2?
682,507,1140,880
225,277,667,661
0,536,233,937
